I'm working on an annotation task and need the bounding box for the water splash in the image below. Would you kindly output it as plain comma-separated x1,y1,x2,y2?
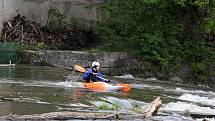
13,97,50,104
179,93,215,106
55,81,82,88
160,101,215,115
153,113,195,121
114,74,134,79
196,118,215,121
132,84,162,90
176,88,215,96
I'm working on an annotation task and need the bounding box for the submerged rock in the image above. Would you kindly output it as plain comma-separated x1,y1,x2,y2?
169,76,183,83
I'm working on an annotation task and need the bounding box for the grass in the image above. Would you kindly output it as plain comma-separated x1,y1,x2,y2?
97,103,120,110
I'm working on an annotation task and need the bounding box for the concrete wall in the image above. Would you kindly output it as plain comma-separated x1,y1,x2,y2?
21,50,134,75
0,0,102,36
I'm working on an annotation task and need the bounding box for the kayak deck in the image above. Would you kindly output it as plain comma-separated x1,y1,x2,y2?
81,82,131,92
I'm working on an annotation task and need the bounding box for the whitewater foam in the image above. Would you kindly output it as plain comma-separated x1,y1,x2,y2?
114,74,134,79
176,88,215,96
161,101,215,115
179,93,215,106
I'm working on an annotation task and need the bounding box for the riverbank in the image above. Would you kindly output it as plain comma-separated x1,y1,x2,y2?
20,50,215,88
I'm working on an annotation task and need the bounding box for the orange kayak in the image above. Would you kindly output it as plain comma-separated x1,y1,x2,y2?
81,82,131,92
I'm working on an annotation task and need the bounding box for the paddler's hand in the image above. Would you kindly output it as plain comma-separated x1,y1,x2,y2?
107,80,112,83
92,72,97,75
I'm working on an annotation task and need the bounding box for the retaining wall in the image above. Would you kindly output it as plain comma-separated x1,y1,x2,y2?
21,50,135,75
0,0,102,36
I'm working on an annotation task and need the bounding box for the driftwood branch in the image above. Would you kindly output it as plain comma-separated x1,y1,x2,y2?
32,23,45,42
2,14,93,50
7,21,12,28
142,96,162,118
6,21,21,33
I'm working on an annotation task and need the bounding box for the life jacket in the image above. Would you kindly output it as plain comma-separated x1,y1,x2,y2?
83,65,106,83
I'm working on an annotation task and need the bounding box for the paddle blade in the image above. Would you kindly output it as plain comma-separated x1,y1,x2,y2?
74,65,86,73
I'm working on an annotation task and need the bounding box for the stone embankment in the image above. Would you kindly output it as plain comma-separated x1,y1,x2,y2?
21,50,135,75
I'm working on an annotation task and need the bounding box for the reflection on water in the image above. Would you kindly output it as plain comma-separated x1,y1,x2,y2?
0,67,15,78
0,65,215,121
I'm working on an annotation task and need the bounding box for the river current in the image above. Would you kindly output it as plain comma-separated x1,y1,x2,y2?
0,65,214,121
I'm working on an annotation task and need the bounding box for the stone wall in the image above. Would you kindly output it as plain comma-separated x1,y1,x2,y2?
21,50,134,75
0,0,102,36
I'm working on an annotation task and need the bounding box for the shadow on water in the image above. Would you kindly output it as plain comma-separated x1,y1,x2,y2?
0,65,215,121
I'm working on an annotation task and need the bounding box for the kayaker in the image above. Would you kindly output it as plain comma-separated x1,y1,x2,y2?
83,61,111,83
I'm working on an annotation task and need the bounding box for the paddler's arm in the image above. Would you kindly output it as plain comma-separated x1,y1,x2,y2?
97,76,111,83
96,72,111,83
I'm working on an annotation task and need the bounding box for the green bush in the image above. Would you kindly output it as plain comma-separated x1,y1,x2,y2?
95,0,215,81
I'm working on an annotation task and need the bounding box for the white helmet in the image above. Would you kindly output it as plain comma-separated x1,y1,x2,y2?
92,61,100,67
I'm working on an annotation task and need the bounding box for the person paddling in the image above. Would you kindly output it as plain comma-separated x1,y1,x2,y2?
83,61,111,83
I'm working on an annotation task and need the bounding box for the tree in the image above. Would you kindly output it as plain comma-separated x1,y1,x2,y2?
96,0,214,81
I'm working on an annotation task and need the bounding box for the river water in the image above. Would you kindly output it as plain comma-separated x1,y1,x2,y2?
0,65,214,121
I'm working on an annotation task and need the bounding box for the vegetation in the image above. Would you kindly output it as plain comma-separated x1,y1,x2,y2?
46,8,96,50
2,1,215,83
94,0,215,83
97,103,120,110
